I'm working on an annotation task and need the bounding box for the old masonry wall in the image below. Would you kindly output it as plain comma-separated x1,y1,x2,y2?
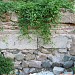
0,10,75,74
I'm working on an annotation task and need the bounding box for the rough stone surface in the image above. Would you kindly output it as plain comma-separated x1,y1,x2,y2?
15,53,24,61
41,60,52,68
28,60,42,68
0,34,37,49
25,53,35,60
39,36,68,48
40,48,49,54
60,11,75,24
37,54,47,61
29,71,54,75
22,61,29,68
63,60,74,68
23,68,30,74
52,63,63,68
71,56,75,61
29,68,36,73
58,49,67,53
53,67,65,75
69,37,75,55
63,55,71,62
11,12,18,22
4,52,15,59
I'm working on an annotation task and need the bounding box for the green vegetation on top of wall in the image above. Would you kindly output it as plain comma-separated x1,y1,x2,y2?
0,0,74,43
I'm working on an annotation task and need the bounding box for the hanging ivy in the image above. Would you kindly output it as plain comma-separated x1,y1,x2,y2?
0,0,74,43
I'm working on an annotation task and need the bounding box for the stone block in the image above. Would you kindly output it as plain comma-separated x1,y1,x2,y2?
53,67,65,75
60,11,75,24
28,60,42,68
38,35,68,48
0,33,37,49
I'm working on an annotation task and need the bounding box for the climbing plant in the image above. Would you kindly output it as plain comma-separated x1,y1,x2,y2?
0,0,74,43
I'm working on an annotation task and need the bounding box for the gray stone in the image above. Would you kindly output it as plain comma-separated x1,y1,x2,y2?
63,60,74,68
63,55,71,62
29,68,36,73
14,61,21,68
33,51,38,55
41,60,52,68
12,50,20,54
0,34,37,49
15,53,24,61
23,68,30,74
69,37,75,55
53,67,65,75
22,61,29,68
58,49,67,53
64,70,73,75
52,63,63,68
38,36,68,48
71,56,75,61
4,52,15,59
29,71,54,75
29,60,42,68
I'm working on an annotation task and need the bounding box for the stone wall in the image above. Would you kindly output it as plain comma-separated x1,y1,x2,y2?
0,11,75,75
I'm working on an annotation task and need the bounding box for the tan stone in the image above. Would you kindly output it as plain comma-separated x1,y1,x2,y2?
37,54,47,61
60,11,75,24
25,53,35,60
40,48,49,54
69,37,75,55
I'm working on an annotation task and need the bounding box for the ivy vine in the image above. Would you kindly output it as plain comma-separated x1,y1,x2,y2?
0,0,74,43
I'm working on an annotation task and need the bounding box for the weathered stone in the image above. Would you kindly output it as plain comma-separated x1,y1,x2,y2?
64,71,73,75
15,53,24,61
69,37,75,55
23,68,30,74
63,60,74,68
53,67,65,75
4,52,15,59
40,48,49,54
37,54,47,61
52,62,63,68
60,11,75,24
63,55,71,62
11,12,18,22
14,61,21,68
41,60,52,68
38,36,68,48
29,71,54,75
12,50,20,54
29,68,36,73
33,50,38,55
51,56,63,63
0,34,37,49
69,44,75,55
29,60,42,68
22,61,29,68
71,56,75,61
25,53,35,60
22,50,35,54
58,49,67,53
